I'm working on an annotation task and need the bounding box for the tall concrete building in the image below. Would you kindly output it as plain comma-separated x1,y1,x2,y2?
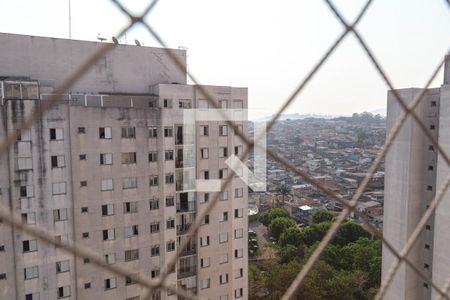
382,55,450,300
0,33,248,300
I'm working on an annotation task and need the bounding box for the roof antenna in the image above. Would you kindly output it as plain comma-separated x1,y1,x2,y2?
112,36,119,45
97,33,106,42
135,39,141,46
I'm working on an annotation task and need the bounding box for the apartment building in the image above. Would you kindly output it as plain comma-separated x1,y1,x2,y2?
0,33,248,300
382,55,450,300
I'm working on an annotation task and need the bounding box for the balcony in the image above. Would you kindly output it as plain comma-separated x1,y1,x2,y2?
177,265,197,279
177,201,196,213
177,224,192,236
180,245,197,257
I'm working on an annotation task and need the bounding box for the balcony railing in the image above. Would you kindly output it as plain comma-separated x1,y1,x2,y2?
177,266,197,279
177,224,192,236
176,201,196,213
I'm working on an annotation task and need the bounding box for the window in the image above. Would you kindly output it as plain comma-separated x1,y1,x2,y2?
122,152,137,164
17,157,32,170
165,150,174,161
428,165,434,171
429,145,434,151
81,207,88,213
53,209,68,222
83,258,90,264
235,124,244,135
22,240,37,252
79,154,86,160
219,147,228,158
101,179,113,191
121,127,136,139
18,128,32,141
219,253,229,264
163,98,172,108
51,155,65,168
220,273,229,285
122,177,138,189
235,288,243,298
149,198,159,210
151,245,160,256
165,196,174,207
20,185,34,198
102,229,115,241
148,126,158,138
0,245,4,252
84,283,91,289
201,278,210,289
166,218,175,229
52,182,67,195
235,268,244,278
179,99,192,109
165,173,174,184
235,228,244,239
233,99,244,109
220,191,228,201
200,236,210,247
124,225,139,238
198,100,208,110
167,240,175,252
430,124,436,130
100,153,113,165
105,253,116,265
199,125,209,136
220,212,229,222
54,235,67,247
201,257,210,268
425,244,430,250
164,127,173,137
219,168,228,179
49,128,64,141
219,100,228,108
234,248,243,258
82,232,89,238
235,188,244,198
427,185,433,191
220,295,229,300
202,193,210,203
25,294,40,300
125,273,139,286
235,208,243,218
150,176,159,186
151,268,160,278
150,222,160,233
431,100,437,107
24,266,39,280
57,286,71,299
56,260,70,273
200,148,209,159
125,249,139,261
219,125,228,136
0,273,6,280
99,127,112,139
80,181,87,187
102,204,114,216
235,146,242,156
149,151,158,162
123,201,138,213
426,225,431,230
78,127,86,134
21,212,36,225
424,263,429,269
201,170,209,180
219,232,228,243
104,278,117,290
204,214,210,225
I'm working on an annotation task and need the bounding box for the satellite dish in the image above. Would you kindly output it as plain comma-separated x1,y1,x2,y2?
97,33,106,42
112,36,119,45
135,39,141,46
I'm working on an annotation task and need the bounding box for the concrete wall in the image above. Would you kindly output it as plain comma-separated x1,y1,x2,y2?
0,32,186,94
382,88,439,300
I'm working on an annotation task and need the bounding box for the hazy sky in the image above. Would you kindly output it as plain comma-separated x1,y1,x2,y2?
0,0,449,119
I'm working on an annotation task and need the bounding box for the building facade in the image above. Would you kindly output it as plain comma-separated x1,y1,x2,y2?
0,33,248,300
382,55,450,300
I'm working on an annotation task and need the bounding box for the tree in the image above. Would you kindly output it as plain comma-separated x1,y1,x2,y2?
279,226,303,247
275,184,291,207
268,217,296,240
260,208,290,226
333,221,371,246
312,209,334,224
300,221,332,246
278,244,301,264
